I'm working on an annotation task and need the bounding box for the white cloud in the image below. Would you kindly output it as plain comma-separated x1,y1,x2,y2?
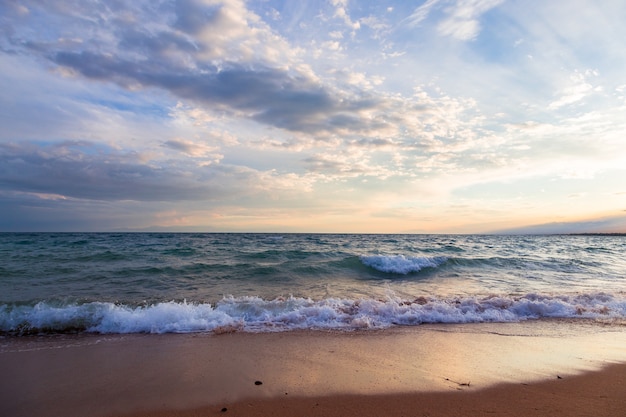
329,30,344,39
359,15,390,32
329,0,360,30
406,0,503,40
407,0,441,27
322,40,342,51
343,71,384,89
437,0,503,41
548,69,600,110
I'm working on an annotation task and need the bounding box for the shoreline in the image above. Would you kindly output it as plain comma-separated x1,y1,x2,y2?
2,321,626,417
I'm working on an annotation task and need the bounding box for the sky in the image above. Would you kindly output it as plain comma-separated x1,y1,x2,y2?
1,0,626,233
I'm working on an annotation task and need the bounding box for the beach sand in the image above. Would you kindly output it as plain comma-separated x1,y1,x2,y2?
2,321,626,417
126,363,626,417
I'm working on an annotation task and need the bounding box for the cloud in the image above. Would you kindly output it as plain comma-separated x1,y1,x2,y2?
4,0,492,148
492,215,626,234
50,47,484,151
548,69,600,110
173,0,288,61
51,50,384,135
407,0,441,27
329,31,344,39
162,138,221,159
407,0,503,41
2,0,626,232
3,0,389,139
437,0,504,41
329,0,360,30
0,141,278,202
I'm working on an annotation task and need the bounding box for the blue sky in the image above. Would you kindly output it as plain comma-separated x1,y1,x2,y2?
1,0,626,233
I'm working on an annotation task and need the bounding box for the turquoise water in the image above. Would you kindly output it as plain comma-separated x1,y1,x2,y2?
1,233,625,334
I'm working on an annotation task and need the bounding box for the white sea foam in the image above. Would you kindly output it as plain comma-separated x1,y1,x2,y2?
360,255,448,274
1,293,625,334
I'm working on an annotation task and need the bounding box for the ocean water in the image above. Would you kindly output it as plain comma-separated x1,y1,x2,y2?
0,233,625,335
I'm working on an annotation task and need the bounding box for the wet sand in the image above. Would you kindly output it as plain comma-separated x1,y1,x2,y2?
125,363,626,417
2,321,626,417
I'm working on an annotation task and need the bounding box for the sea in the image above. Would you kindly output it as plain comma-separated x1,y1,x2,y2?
1,233,625,335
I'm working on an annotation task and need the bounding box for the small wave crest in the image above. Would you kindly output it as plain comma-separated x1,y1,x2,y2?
1,293,624,335
360,255,448,274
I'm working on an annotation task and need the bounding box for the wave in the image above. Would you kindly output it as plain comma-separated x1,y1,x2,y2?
358,253,609,277
2,293,624,335
360,255,448,274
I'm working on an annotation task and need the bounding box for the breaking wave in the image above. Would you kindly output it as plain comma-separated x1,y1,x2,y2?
360,255,448,274
2,292,624,335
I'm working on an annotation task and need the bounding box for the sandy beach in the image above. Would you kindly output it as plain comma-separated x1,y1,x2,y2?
126,363,626,417
2,321,626,417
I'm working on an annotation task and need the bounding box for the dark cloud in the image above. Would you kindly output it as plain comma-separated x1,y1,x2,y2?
174,0,222,34
0,141,250,202
492,216,626,234
0,192,129,232
117,27,199,59
162,139,195,154
52,50,380,134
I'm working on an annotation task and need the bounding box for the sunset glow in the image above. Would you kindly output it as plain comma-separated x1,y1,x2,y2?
1,1,625,233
